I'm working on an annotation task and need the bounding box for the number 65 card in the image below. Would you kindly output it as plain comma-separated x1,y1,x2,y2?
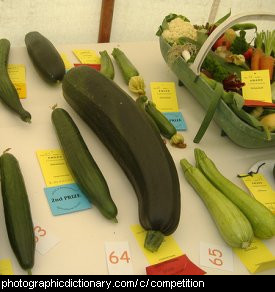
200,242,234,272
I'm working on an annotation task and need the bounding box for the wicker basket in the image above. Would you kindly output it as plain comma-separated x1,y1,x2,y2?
159,12,275,148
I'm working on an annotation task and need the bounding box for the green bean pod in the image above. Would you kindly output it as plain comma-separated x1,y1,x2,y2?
231,23,257,31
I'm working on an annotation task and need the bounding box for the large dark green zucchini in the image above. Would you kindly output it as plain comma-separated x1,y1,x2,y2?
62,66,181,252
51,107,118,221
25,31,65,83
0,39,31,122
0,152,35,274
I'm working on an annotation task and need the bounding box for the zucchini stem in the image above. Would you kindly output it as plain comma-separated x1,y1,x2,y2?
27,269,32,275
144,230,164,252
111,217,118,223
170,133,186,148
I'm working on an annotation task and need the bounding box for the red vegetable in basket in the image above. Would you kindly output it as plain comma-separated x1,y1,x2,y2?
243,47,253,60
223,74,245,92
212,35,230,50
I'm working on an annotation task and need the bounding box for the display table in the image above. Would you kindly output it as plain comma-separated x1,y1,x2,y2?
0,41,274,275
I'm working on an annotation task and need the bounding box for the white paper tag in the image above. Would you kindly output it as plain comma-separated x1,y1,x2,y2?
34,223,61,255
105,241,134,275
200,242,234,272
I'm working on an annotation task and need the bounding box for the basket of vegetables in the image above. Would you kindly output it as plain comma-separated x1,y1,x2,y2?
157,12,275,148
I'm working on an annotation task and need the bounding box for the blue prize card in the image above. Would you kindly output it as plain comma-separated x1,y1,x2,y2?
162,112,187,131
44,183,92,216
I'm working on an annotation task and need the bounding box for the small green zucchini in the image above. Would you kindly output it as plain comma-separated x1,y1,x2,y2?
112,47,145,96
25,31,65,83
180,158,254,248
62,66,181,252
195,148,275,239
0,39,31,122
111,47,139,84
51,107,118,222
0,151,35,274
99,50,115,80
145,101,186,148
135,96,160,134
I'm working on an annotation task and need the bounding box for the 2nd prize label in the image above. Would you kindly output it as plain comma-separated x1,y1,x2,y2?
105,242,134,275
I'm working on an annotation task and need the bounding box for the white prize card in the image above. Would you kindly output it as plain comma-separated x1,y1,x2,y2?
200,242,234,272
105,241,134,275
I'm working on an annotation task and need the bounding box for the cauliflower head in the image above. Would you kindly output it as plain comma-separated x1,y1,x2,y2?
162,17,197,44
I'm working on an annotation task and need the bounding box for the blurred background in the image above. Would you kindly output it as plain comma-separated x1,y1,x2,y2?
0,0,274,46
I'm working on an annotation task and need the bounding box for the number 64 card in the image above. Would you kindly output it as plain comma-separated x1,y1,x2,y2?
105,242,134,275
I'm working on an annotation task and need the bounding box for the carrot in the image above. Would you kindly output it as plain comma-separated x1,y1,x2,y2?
259,30,275,80
260,54,274,80
251,48,263,70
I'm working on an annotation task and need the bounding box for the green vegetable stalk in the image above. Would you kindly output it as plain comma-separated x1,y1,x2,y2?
112,48,145,96
99,50,115,80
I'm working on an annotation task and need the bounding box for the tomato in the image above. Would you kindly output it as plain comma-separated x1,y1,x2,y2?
243,47,253,60
212,35,231,50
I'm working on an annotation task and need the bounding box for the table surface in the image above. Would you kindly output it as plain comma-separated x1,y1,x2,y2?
0,41,274,275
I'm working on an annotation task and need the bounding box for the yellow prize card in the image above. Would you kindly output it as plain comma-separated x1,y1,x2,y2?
233,238,275,274
36,149,74,187
131,224,183,265
241,173,275,214
8,64,26,98
150,82,179,112
0,259,13,275
241,70,272,103
73,49,100,64
60,53,73,70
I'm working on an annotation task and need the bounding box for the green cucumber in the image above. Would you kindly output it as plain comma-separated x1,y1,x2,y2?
0,39,31,122
0,151,35,274
25,31,65,83
62,66,181,252
51,107,118,221
145,100,186,148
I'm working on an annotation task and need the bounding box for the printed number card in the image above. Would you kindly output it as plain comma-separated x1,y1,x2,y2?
241,70,272,105
34,223,61,255
200,242,234,272
60,53,73,71
150,82,179,112
233,238,275,274
105,242,134,275
241,173,275,214
0,259,13,275
73,49,100,65
131,224,183,265
8,64,26,98
36,149,74,187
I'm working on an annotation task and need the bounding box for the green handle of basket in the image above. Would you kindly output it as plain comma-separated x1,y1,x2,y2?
189,12,275,76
